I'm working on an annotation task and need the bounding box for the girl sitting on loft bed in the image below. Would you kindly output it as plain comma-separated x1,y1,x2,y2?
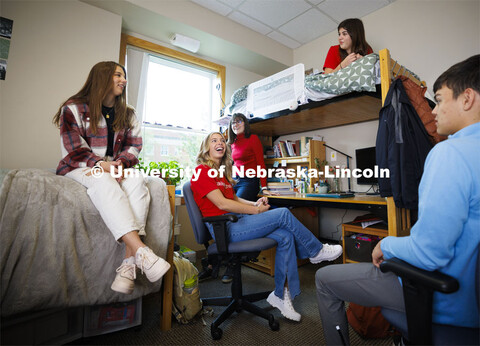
323,18,373,74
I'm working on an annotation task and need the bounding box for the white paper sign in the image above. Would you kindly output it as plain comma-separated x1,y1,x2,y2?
246,64,305,118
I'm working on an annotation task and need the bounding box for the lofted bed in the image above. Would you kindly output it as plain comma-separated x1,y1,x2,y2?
225,49,425,137
231,48,423,254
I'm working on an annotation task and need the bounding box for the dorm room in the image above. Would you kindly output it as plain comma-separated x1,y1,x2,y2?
1,0,479,345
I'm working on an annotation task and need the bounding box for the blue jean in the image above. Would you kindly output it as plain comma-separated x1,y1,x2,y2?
234,177,260,202
206,207,322,299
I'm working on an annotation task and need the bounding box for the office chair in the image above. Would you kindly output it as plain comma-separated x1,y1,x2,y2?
380,247,480,345
183,182,279,340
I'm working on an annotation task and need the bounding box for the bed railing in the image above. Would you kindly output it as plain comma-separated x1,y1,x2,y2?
379,48,426,105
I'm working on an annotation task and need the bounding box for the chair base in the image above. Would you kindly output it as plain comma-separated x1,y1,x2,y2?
203,292,279,340
201,259,279,340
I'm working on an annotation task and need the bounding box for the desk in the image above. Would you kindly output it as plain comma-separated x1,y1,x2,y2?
247,194,411,275
264,194,410,238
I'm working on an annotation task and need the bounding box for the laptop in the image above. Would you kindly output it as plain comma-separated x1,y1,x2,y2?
305,192,355,198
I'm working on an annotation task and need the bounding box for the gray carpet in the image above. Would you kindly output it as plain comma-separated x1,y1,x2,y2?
70,259,395,345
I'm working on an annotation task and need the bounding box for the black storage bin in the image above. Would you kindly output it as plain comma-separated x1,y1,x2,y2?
345,235,379,262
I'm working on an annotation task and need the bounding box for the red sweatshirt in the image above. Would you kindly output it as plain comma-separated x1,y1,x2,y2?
231,133,267,188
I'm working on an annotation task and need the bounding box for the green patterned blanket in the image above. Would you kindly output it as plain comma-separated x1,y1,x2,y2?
305,53,378,94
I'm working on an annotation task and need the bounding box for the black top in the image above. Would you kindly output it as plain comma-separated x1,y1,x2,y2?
102,105,115,157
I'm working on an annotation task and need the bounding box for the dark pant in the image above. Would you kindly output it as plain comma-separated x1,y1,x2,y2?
234,177,260,202
315,263,405,345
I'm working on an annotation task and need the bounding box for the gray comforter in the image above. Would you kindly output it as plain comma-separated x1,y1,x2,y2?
0,169,171,317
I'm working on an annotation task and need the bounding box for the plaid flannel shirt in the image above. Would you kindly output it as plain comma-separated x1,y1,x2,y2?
56,103,142,175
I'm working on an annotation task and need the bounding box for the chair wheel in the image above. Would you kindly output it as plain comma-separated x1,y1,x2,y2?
211,326,223,340
269,317,280,331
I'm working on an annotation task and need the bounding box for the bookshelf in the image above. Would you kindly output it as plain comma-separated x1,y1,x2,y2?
264,139,326,189
242,140,325,276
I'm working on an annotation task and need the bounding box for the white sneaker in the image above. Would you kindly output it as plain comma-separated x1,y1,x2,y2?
267,287,301,322
111,258,136,294
310,244,343,264
135,246,171,282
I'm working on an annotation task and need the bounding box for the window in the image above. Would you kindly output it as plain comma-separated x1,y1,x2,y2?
120,34,225,181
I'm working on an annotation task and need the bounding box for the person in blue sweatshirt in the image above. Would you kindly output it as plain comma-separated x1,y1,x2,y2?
315,54,480,345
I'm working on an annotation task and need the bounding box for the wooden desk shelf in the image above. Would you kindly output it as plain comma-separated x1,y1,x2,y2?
342,222,388,264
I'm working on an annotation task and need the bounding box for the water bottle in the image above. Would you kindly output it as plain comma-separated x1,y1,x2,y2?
183,276,198,294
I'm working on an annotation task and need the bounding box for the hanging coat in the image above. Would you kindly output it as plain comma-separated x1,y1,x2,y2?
376,78,433,209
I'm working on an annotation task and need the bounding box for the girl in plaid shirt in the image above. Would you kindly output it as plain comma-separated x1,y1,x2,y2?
53,61,170,294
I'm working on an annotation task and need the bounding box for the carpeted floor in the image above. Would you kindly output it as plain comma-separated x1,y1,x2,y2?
70,259,395,345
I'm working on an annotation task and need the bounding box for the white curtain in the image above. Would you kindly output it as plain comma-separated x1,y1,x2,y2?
126,47,149,124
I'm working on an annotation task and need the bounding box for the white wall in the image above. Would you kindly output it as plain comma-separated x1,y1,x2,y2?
128,0,293,67
295,0,480,94
292,0,480,240
0,0,122,169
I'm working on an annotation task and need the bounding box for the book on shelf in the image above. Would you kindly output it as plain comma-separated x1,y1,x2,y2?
273,140,298,158
273,144,281,158
270,189,296,196
285,141,295,157
267,182,292,189
270,137,320,158
294,139,301,156
267,182,296,195
276,142,286,157
300,136,313,156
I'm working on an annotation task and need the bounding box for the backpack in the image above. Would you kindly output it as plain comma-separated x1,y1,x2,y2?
346,302,399,339
172,252,203,324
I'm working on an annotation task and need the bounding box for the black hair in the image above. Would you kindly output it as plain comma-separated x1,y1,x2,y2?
227,113,251,145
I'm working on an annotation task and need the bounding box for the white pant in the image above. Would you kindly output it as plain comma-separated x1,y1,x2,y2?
66,167,151,241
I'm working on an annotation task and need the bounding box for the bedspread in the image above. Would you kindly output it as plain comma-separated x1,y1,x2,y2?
0,169,171,317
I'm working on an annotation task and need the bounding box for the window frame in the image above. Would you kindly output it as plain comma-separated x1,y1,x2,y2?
119,33,226,112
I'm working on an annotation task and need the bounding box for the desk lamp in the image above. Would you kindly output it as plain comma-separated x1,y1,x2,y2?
323,143,354,193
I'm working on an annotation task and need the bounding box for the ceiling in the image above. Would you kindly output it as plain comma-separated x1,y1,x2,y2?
190,0,395,49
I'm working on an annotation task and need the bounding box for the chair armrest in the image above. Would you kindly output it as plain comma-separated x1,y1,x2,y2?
203,214,239,223
202,214,238,255
380,258,459,294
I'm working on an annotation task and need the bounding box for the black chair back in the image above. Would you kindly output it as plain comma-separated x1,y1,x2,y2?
183,181,212,246
476,243,480,311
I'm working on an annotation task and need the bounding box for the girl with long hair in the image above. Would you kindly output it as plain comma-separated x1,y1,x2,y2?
227,113,277,201
190,132,343,322
53,61,170,295
323,18,373,74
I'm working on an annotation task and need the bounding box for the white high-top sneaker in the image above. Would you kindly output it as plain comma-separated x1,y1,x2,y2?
111,257,136,294
135,246,171,282
267,287,301,322
310,244,343,264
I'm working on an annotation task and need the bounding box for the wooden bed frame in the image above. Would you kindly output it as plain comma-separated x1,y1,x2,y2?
249,48,422,253
250,48,424,137
160,185,175,331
